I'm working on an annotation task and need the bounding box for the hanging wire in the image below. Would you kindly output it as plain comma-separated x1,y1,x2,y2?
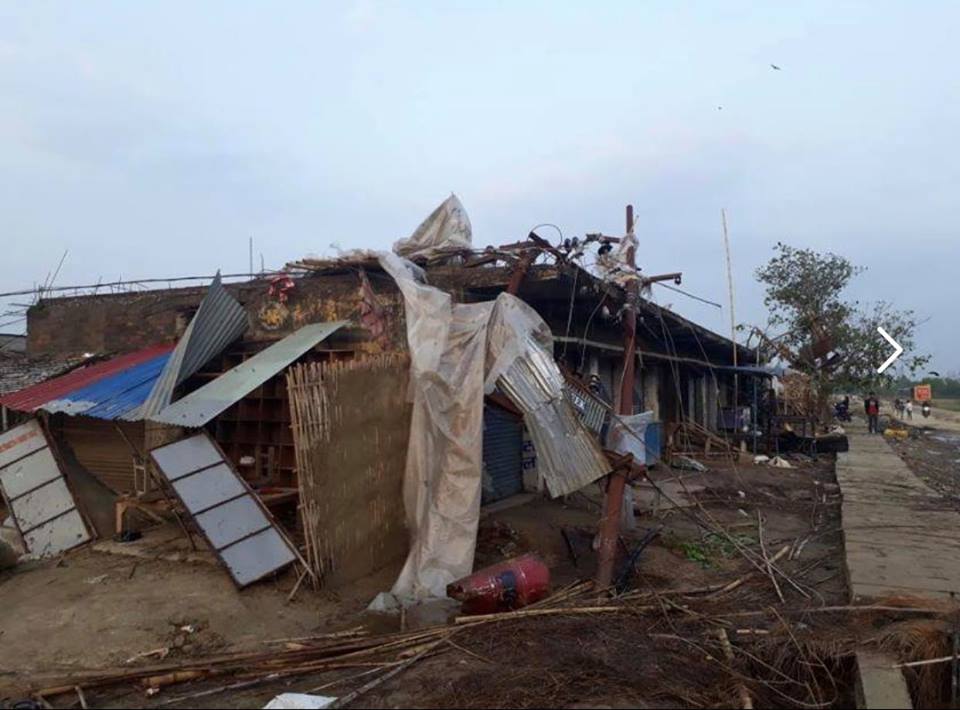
560,267,580,361
653,281,723,309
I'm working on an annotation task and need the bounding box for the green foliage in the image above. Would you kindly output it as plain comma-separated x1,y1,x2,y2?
755,242,861,340
886,375,960,398
678,532,756,568
755,243,929,401
680,541,710,567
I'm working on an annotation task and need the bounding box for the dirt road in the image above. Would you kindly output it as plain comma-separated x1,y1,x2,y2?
883,398,960,432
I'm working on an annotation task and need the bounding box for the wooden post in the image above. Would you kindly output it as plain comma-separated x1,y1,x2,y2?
595,205,638,590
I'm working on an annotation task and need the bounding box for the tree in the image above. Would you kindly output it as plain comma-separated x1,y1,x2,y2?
755,243,928,417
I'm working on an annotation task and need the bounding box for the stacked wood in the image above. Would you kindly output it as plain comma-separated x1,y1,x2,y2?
780,371,815,417
670,419,739,461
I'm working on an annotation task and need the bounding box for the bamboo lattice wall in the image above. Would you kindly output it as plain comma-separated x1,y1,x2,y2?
287,353,411,586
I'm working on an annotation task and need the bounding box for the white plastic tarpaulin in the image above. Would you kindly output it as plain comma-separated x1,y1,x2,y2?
606,411,655,464
392,194,472,260
377,252,608,602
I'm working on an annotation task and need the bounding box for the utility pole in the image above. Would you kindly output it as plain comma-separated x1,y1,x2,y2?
721,209,739,417
595,204,639,590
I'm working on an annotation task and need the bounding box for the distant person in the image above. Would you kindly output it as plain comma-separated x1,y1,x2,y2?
905,400,914,420
864,392,881,433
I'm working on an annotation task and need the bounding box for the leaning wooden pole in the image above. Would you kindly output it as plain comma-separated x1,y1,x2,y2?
595,204,638,590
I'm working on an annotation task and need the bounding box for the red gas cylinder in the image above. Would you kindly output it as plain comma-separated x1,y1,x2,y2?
447,553,550,615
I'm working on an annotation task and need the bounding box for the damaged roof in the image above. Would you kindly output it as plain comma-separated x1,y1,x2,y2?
0,353,88,398
133,272,248,420
43,349,174,419
150,321,347,428
0,345,174,415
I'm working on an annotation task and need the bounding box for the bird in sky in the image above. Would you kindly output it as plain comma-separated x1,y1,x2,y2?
770,63,782,71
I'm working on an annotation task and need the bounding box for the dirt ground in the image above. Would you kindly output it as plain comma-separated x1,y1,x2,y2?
356,456,852,709
2,454,853,708
885,417,960,504
0,526,400,702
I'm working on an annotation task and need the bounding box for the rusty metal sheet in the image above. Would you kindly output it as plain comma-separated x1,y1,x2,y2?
0,420,92,558
149,433,298,587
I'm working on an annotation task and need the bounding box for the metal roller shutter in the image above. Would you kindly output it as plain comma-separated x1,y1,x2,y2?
58,417,142,494
482,404,524,504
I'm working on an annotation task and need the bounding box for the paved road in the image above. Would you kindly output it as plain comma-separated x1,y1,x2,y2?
837,418,960,600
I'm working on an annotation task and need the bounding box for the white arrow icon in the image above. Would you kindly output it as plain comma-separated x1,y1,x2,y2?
876,326,904,373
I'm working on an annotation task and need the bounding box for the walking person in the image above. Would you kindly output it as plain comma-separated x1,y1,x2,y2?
905,400,914,421
864,392,881,434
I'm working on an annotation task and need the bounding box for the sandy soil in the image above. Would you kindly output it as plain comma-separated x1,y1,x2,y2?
0,538,399,698
2,455,849,708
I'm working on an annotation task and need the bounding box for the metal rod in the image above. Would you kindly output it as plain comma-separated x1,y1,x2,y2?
721,209,739,412
0,273,266,299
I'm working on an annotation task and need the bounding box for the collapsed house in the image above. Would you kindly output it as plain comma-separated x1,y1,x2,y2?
0,198,772,600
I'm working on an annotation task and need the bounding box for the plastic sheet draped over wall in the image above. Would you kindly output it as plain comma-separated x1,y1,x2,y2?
377,253,609,603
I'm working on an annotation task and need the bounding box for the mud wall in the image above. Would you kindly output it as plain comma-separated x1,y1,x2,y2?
288,353,411,587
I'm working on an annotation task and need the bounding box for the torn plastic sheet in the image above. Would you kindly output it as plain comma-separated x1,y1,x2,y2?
376,252,491,602
596,232,639,287
392,194,472,260
375,252,609,604
606,411,655,465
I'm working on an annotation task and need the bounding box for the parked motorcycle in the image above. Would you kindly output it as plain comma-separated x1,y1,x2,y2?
834,401,851,422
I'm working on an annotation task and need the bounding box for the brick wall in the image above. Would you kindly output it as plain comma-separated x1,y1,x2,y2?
27,273,406,357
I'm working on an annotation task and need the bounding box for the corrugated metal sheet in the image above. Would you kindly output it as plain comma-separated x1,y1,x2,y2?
497,346,610,498
133,273,247,420
0,345,173,413
564,383,609,436
43,352,171,420
482,404,524,504
151,322,347,428
58,418,144,494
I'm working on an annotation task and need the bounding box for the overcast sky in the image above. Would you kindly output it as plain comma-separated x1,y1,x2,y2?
1,1,957,373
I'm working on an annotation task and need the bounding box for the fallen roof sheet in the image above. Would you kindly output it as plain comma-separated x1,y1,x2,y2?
150,321,347,428
0,419,92,558
497,344,610,498
149,432,298,587
42,350,172,420
133,273,248,420
0,345,174,413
